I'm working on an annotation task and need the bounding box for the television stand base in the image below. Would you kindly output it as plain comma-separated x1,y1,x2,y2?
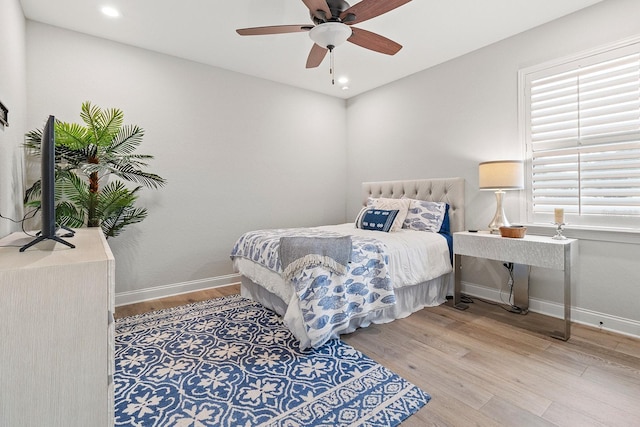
19,233,76,252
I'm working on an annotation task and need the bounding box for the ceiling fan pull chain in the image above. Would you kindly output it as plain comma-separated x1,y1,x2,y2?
329,45,335,85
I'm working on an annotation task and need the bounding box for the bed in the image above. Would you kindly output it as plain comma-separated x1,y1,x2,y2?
231,177,465,349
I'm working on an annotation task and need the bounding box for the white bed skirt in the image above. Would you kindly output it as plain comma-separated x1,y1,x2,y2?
241,272,453,346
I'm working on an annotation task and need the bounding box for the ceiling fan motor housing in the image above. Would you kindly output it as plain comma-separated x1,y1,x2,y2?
312,0,351,24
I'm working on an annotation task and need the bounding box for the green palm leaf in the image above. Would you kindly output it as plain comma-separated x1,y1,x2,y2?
80,102,123,147
106,124,145,156
97,182,137,215
106,164,166,189
55,122,90,151
57,170,89,207
101,206,148,238
24,129,43,153
56,201,85,228
97,183,148,238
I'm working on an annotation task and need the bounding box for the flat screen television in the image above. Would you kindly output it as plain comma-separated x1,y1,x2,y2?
20,115,75,252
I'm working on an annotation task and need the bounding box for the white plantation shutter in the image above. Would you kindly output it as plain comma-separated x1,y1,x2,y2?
522,40,640,228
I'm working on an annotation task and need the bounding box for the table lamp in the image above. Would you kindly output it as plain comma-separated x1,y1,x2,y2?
479,160,524,233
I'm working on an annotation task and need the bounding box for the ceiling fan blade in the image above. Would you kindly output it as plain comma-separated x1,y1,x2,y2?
302,0,332,21
341,0,411,25
236,25,312,36
347,27,402,55
306,43,328,68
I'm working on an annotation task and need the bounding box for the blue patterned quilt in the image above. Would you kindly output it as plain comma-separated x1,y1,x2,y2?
231,228,397,348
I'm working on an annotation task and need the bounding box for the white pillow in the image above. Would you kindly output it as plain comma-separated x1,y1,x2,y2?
402,198,447,232
366,197,410,232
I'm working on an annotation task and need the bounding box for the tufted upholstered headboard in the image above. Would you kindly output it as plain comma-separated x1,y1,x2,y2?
362,177,465,233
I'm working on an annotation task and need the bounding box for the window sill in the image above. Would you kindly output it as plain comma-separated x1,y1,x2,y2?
522,223,640,245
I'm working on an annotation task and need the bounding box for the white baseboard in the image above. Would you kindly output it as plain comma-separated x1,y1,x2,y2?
115,276,640,339
461,281,640,340
115,273,242,307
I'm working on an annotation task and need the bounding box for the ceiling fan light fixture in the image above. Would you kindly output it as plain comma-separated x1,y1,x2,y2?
309,22,352,49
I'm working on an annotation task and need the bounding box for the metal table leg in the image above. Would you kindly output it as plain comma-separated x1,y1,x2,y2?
453,253,468,310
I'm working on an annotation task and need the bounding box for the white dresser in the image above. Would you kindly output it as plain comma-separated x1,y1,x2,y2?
0,228,115,426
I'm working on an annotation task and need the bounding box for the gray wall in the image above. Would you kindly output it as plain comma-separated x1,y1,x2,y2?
346,0,640,333
0,0,27,237
24,22,347,296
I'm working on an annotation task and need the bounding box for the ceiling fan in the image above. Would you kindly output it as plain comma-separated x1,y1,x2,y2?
236,0,412,69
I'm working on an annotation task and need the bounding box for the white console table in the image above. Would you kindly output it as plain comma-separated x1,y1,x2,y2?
453,231,578,341
0,229,115,426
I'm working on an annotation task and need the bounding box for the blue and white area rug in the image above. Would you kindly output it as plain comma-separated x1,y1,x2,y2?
114,294,430,426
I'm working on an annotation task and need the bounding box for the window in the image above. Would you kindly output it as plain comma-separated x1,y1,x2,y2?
520,37,640,230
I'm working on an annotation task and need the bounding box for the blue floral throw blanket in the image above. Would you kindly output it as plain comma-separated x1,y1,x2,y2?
114,295,430,426
230,228,397,348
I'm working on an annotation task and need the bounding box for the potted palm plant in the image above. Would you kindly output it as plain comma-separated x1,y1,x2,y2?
24,102,166,238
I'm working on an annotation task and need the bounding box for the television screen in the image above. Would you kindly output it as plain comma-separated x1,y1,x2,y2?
20,115,75,252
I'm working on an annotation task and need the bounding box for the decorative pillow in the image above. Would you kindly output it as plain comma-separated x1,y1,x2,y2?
366,197,410,232
440,204,452,262
439,204,451,235
355,208,399,232
402,198,447,233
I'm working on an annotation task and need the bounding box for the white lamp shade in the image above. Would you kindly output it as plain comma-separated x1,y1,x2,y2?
479,160,524,190
309,22,352,49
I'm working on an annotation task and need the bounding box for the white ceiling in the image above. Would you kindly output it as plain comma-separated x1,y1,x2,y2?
19,0,603,99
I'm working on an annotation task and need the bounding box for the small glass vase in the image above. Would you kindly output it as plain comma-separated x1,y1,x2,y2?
552,222,567,240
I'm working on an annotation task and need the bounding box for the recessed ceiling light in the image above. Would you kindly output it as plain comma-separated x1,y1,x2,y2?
338,76,349,85
341,86,350,91
101,6,121,18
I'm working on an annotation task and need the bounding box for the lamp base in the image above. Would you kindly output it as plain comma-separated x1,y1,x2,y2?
488,190,510,234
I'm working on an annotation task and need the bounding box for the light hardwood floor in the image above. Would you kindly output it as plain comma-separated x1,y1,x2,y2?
115,286,640,426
